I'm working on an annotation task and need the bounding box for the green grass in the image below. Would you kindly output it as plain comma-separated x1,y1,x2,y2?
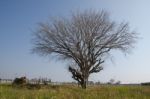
0,84,150,99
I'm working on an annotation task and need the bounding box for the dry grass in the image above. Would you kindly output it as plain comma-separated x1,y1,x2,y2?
0,84,150,99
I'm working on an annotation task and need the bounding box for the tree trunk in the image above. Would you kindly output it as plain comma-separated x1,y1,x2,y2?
81,78,88,89
81,81,86,89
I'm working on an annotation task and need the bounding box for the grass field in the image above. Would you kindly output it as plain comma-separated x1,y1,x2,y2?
0,84,150,99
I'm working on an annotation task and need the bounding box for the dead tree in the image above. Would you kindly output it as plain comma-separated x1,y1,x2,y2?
32,10,137,89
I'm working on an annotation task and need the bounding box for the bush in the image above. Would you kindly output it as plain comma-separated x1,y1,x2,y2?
141,82,150,86
12,76,27,86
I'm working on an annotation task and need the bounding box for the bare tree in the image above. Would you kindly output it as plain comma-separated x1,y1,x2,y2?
115,80,121,85
32,10,137,89
109,79,115,85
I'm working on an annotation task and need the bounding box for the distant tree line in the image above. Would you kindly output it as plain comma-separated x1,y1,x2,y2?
12,76,51,85
0,78,13,83
141,82,150,86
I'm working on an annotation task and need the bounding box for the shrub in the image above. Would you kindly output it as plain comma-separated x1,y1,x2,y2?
141,82,150,86
12,76,27,86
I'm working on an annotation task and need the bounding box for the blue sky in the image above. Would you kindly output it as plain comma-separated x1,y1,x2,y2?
0,0,150,83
